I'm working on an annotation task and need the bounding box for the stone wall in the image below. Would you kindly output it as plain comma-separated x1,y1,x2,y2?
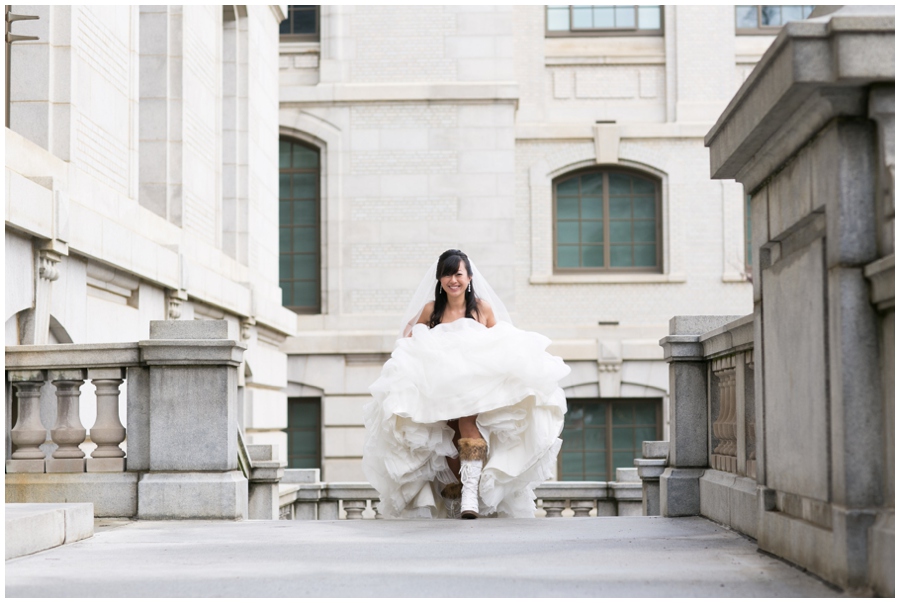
702,6,894,595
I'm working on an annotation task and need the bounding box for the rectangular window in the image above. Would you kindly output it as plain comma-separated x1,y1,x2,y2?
285,397,321,469
559,398,662,481
279,138,321,313
546,5,663,37
735,5,814,33
280,5,320,41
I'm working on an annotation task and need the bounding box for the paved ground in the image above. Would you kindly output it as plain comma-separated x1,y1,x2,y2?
6,516,842,598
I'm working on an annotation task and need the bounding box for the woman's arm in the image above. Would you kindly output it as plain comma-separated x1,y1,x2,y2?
409,302,434,336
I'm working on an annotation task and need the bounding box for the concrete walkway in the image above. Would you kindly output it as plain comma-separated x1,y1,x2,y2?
6,516,841,598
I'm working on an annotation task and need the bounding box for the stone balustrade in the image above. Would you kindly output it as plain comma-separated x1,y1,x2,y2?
6,320,250,520
276,469,643,520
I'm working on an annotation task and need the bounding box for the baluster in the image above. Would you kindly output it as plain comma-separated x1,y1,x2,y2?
373,500,383,519
87,368,126,472
7,370,48,473
542,500,566,518
571,500,593,517
46,369,87,473
344,500,366,520
712,359,727,457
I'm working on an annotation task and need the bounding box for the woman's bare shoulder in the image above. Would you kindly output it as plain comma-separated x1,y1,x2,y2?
476,299,496,327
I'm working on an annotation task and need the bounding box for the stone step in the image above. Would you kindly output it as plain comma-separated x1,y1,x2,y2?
5,503,94,560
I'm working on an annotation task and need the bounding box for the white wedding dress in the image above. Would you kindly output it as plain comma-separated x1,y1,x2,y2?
363,318,570,518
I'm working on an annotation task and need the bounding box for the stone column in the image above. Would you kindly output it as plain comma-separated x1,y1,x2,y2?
86,368,126,472
659,316,741,517
7,370,48,473
46,369,87,473
136,320,248,520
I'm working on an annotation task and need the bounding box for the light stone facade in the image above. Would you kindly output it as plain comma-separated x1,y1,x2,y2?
5,6,294,462
278,6,764,480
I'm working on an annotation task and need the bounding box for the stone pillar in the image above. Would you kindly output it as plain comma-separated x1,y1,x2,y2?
658,316,740,517
86,368,126,472
136,320,248,520
46,369,87,473
247,444,284,520
7,370,48,473
636,441,668,516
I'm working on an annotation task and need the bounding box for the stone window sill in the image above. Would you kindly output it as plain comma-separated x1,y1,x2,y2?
530,273,687,285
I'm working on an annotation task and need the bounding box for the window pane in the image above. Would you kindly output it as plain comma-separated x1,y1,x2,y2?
292,174,317,199
584,452,606,474
292,145,319,169
610,220,632,243
289,401,319,432
279,199,290,223
581,196,603,219
634,426,657,448
281,283,291,306
557,177,579,195
279,140,291,168
280,254,291,280
572,6,592,28
633,196,655,219
585,427,605,449
609,173,631,195
632,176,655,195
613,403,632,424
781,5,804,22
735,5,758,28
557,246,579,268
294,227,317,252
558,222,580,244
581,173,603,195
293,8,317,34
610,197,631,219
561,429,581,450
279,227,291,252
613,451,635,471
279,174,290,199
614,5,635,28
294,281,317,307
557,197,579,219
761,5,781,26
584,405,606,425
561,452,584,475
593,6,614,28
294,200,317,225
638,5,661,29
610,245,632,267
547,6,570,31
634,244,657,267
633,401,656,424
581,246,604,267
293,254,317,280
612,427,632,449
633,221,656,242
581,221,603,243
280,17,290,35
802,6,814,18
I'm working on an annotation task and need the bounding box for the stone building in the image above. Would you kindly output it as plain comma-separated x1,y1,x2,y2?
5,5,294,462
275,5,816,480
6,5,813,486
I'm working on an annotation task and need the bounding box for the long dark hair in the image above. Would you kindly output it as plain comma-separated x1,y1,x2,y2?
429,249,478,328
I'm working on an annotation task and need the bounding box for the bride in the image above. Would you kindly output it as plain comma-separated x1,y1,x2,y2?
362,249,570,519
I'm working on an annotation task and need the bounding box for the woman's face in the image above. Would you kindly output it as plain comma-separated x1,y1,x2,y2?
440,261,471,299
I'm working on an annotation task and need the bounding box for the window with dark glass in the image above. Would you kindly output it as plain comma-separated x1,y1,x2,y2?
546,5,662,36
279,138,320,312
280,5,319,41
285,397,321,469
554,169,661,272
560,398,662,481
735,5,814,32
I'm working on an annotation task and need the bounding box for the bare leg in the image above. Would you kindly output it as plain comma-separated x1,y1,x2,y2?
458,415,481,440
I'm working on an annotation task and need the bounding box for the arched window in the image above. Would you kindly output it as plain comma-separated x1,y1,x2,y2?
553,168,661,272
279,138,320,313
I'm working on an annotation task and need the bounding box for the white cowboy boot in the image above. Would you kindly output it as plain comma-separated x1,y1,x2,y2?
458,437,487,519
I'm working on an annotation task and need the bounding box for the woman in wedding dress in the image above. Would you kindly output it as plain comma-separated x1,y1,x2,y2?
362,249,570,519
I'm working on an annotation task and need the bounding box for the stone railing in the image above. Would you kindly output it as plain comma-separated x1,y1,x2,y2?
277,469,643,519
699,315,755,479
6,320,249,520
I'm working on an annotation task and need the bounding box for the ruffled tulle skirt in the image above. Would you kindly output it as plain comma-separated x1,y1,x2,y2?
363,319,570,518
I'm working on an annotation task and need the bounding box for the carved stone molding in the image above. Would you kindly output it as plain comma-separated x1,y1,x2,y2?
38,249,61,281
